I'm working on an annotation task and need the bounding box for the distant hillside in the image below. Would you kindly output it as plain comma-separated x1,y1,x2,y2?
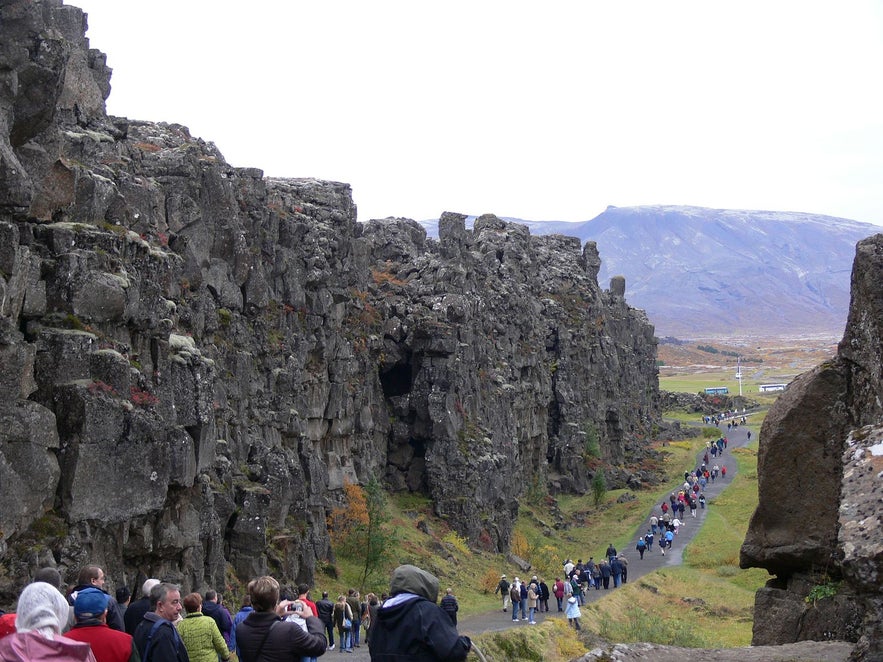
419,206,879,337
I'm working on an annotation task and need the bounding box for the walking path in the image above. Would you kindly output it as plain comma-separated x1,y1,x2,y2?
334,421,752,660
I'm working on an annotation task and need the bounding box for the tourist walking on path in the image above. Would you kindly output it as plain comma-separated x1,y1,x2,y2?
440,588,459,625
494,575,510,613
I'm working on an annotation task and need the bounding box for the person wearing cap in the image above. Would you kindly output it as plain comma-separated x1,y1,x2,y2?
125,579,160,635
66,587,140,662
369,564,471,661
0,581,97,661
494,574,510,613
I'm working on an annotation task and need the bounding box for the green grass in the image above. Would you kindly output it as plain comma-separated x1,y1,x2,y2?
660,372,792,399
471,617,586,661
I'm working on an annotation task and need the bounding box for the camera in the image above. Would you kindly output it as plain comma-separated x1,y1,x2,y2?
286,600,304,612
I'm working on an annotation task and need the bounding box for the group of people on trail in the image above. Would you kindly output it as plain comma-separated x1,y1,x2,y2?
493,552,632,632
494,575,549,625
0,563,472,662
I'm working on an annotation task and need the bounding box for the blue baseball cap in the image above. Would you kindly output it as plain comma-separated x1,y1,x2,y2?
74,587,109,617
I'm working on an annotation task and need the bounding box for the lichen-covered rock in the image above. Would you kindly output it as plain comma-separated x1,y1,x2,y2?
741,233,883,658
0,0,660,605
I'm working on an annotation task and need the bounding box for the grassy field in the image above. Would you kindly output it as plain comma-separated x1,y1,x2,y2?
658,335,834,398
659,372,790,400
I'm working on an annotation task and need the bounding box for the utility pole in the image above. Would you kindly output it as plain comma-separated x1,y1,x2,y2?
736,356,743,396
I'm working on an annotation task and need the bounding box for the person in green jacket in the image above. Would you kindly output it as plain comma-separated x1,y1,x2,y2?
177,593,229,662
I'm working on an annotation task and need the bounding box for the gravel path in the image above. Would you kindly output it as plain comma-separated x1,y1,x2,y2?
331,418,751,661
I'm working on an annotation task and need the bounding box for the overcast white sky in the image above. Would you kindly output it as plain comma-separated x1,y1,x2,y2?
72,1,883,226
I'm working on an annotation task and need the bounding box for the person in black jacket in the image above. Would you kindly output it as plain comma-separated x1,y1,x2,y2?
439,588,458,625
201,590,233,649
68,565,126,632
369,564,470,661
235,575,326,662
132,582,189,662
314,591,335,650
125,579,160,635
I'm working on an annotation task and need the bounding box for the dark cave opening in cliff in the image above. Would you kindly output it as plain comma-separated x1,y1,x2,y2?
379,362,412,398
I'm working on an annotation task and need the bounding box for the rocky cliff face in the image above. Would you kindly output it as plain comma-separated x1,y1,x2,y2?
0,0,659,602
740,233,883,661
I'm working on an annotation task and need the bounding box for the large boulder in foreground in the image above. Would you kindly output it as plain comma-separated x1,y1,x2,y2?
741,233,883,660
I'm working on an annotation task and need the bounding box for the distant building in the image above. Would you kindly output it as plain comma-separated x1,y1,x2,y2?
704,386,729,395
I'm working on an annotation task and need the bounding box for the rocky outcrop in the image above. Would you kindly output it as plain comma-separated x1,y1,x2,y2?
0,0,659,603
578,640,855,662
740,233,883,660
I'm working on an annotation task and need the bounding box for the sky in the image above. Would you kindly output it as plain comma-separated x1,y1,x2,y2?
71,1,883,226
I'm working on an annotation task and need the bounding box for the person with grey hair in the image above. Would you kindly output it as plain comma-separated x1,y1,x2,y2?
132,583,188,662
0,581,98,661
124,579,160,635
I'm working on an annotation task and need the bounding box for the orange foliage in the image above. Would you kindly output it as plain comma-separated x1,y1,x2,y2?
510,530,528,559
481,568,501,594
326,480,368,550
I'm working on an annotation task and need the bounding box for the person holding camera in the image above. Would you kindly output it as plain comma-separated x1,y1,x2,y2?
234,576,326,662
284,600,317,662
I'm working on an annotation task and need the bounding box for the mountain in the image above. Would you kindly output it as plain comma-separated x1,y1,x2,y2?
419,206,879,337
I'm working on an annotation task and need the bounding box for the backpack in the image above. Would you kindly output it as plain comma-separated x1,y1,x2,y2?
636,538,646,549
510,585,520,602
143,618,180,662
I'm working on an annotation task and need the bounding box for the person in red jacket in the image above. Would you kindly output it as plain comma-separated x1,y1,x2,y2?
66,588,140,662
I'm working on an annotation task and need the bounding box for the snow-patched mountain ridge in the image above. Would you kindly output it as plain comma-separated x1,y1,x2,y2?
418,205,879,337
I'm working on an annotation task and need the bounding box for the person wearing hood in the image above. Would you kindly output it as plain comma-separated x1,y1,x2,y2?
565,596,582,631
368,565,471,661
0,581,98,662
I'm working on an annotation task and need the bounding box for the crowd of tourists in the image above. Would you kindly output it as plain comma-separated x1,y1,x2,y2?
0,563,469,661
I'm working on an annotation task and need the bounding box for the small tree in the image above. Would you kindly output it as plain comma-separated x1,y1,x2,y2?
358,476,393,589
326,477,394,591
591,469,607,508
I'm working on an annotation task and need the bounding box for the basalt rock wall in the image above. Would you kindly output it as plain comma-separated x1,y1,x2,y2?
0,0,659,603
740,233,883,661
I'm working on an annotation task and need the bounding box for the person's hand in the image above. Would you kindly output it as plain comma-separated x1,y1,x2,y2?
298,603,314,618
